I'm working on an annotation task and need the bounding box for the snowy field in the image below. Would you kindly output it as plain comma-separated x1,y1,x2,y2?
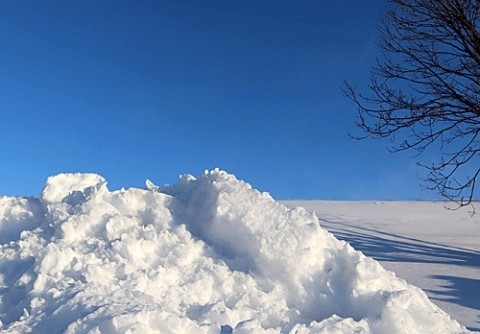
0,170,478,333
283,201,480,332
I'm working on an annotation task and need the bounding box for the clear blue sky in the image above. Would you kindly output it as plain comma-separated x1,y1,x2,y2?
0,0,441,200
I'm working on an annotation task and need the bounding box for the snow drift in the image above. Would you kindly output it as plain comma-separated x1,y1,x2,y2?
0,169,473,333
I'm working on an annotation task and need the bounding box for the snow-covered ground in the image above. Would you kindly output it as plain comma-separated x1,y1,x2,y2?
284,201,480,332
0,170,477,333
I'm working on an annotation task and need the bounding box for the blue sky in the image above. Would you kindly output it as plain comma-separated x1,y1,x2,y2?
0,0,440,200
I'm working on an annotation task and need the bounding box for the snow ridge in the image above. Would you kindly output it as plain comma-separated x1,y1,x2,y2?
0,170,473,333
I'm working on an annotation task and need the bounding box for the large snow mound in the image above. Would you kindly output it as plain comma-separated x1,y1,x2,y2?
0,169,473,333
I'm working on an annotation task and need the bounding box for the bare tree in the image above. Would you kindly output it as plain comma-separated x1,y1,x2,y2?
344,0,480,208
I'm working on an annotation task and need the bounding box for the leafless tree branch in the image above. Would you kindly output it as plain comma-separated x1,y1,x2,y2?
344,0,480,209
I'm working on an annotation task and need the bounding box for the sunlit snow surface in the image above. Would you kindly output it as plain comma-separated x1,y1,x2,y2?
0,170,476,333
283,200,480,332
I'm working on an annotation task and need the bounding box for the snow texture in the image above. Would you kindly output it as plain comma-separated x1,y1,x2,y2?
0,169,474,333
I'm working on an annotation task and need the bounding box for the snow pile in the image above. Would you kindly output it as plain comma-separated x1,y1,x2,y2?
0,170,473,333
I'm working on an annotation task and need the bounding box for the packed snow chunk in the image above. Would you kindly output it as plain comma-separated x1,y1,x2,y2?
41,173,106,204
0,169,475,334
0,196,45,244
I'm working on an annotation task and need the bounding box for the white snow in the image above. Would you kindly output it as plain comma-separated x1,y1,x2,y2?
283,201,480,332
0,169,476,333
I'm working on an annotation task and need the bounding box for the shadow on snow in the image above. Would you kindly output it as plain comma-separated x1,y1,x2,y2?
424,275,480,332
318,216,480,331
319,217,480,267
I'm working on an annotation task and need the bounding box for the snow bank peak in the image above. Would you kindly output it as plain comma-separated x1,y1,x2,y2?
41,173,106,204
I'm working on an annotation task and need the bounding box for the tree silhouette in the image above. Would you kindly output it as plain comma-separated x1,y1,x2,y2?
345,0,480,208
